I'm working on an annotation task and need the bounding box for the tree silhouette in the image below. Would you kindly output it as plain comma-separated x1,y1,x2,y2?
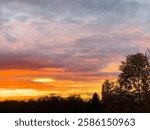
102,80,113,109
102,52,150,112
89,93,102,112
118,53,150,102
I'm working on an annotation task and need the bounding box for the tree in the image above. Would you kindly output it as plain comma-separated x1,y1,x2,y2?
102,52,150,112
90,93,100,104
89,93,102,112
101,80,112,107
118,53,150,102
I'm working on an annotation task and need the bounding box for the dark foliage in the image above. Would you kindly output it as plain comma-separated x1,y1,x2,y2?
0,94,103,113
102,52,150,112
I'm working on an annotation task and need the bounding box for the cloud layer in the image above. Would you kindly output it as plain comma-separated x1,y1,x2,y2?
0,0,150,81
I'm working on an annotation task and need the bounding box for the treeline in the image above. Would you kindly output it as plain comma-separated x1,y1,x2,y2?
0,93,102,113
0,51,150,113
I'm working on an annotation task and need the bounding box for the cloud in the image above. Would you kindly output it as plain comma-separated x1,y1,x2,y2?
0,0,148,24
0,0,150,81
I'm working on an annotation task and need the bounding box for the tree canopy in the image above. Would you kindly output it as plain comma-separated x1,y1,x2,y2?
102,52,150,112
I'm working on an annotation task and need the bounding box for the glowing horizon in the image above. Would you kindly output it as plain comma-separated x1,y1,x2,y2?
0,0,150,100
0,68,117,100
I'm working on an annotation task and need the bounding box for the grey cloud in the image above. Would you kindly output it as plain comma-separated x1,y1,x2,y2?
72,34,141,56
0,28,144,72
0,0,148,24
53,32,146,73
0,0,149,81
3,33,17,42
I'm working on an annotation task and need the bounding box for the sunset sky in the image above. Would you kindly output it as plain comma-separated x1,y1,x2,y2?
0,0,150,100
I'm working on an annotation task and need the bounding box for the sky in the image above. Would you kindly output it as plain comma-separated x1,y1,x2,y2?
0,0,150,100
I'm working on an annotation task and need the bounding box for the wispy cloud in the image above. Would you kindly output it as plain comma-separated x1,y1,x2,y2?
0,0,150,81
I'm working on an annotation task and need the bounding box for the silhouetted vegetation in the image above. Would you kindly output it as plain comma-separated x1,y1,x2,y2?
0,51,150,113
102,51,150,112
0,94,103,113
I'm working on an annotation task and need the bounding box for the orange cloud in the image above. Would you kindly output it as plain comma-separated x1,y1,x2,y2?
0,68,109,100
100,62,120,73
